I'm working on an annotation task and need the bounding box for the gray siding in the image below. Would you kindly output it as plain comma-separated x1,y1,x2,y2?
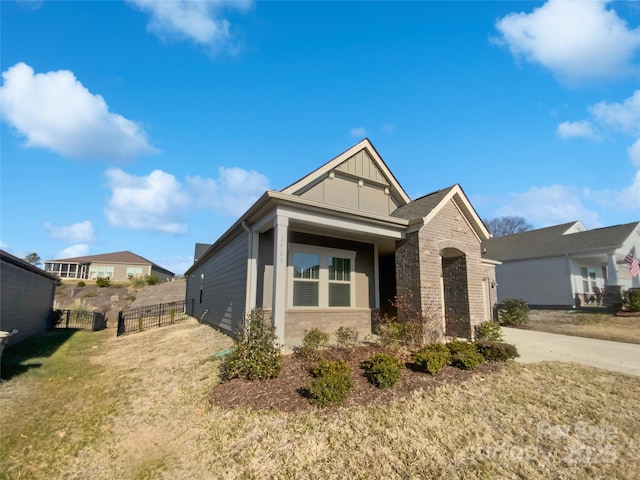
496,257,573,307
186,233,248,335
1,259,57,346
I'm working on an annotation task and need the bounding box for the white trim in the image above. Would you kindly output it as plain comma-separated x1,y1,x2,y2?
272,216,289,344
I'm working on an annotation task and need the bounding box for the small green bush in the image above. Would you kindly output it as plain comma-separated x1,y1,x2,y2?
96,276,111,288
145,274,159,285
376,320,422,349
297,328,330,361
360,353,404,389
475,321,503,341
498,298,529,326
77,281,86,288
306,360,353,407
335,326,359,351
447,340,484,370
628,289,640,312
220,309,281,381
129,276,146,288
413,344,452,374
475,340,519,362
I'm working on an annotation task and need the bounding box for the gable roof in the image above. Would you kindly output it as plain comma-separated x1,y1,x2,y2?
280,138,412,206
392,184,490,240
483,221,639,262
46,251,175,275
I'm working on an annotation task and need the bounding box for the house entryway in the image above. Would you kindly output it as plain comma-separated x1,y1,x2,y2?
441,248,471,338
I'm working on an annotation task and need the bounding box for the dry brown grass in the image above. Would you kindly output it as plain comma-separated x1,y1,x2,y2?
1,318,639,479
523,309,640,344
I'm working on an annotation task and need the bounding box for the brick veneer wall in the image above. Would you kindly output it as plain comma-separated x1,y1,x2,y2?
395,199,486,341
284,308,374,341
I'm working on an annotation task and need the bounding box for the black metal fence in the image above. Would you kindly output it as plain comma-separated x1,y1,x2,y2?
50,309,107,331
117,299,194,337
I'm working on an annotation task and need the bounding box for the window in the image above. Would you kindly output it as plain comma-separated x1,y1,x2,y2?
289,245,355,308
127,266,143,278
89,265,114,279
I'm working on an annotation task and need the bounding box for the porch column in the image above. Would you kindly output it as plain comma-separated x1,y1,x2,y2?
271,215,289,344
607,253,620,285
245,229,259,315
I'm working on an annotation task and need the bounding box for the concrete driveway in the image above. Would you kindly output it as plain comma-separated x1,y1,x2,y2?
502,327,640,377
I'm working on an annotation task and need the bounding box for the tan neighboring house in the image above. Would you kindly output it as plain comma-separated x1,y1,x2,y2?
1,249,58,347
44,251,175,283
186,139,497,346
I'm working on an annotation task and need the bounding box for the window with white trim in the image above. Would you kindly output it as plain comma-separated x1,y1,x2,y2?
127,266,143,278
289,244,355,308
89,265,114,279
581,267,597,293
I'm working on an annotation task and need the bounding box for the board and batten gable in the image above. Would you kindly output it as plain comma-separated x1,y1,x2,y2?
495,257,573,307
186,233,248,336
293,150,401,216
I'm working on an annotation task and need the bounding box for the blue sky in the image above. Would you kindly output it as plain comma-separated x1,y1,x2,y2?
1,0,639,275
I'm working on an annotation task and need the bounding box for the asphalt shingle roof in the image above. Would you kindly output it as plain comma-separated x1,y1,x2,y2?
391,185,456,221
482,221,639,262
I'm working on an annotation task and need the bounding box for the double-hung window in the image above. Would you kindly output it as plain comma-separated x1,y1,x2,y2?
580,267,597,293
290,244,355,308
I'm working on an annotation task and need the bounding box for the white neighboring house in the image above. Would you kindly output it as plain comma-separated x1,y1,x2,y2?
482,221,640,309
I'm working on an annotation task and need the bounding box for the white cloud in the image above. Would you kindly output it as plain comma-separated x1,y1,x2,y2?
58,244,90,259
497,184,601,228
188,166,269,217
586,171,640,211
349,127,367,137
128,0,252,52
153,255,193,276
44,220,97,243
557,120,598,139
104,166,269,234
590,90,640,134
104,169,190,234
495,0,640,83
628,138,640,167
0,63,157,162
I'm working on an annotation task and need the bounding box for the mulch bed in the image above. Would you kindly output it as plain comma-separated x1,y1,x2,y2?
209,345,504,413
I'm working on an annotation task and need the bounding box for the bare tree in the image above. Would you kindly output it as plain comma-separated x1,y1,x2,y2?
483,216,533,237
24,252,42,266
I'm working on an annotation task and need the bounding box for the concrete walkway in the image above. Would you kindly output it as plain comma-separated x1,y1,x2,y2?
502,327,640,377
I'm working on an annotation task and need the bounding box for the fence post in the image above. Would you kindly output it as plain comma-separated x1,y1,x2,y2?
117,311,125,336
66,310,70,329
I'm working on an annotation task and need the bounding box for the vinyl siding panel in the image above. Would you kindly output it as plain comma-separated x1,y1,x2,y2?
0,259,57,346
186,233,248,335
495,257,573,307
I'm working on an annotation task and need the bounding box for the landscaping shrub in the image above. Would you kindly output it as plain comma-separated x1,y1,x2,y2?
475,340,519,362
447,340,484,370
335,326,359,351
145,274,159,286
220,309,281,381
475,321,503,341
77,281,86,288
628,289,640,312
306,360,353,406
96,276,111,288
413,344,452,374
498,298,529,326
376,319,422,349
129,276,146,288
297,328,330,361
360,353,404,389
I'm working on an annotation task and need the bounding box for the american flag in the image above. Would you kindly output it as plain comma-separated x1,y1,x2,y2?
632,258,640,278
626,248,639,278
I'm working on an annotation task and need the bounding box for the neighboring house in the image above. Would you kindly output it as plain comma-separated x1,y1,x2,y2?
1,249,58,347
185,139,497,345
43,251,175,282
482,221,640,309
